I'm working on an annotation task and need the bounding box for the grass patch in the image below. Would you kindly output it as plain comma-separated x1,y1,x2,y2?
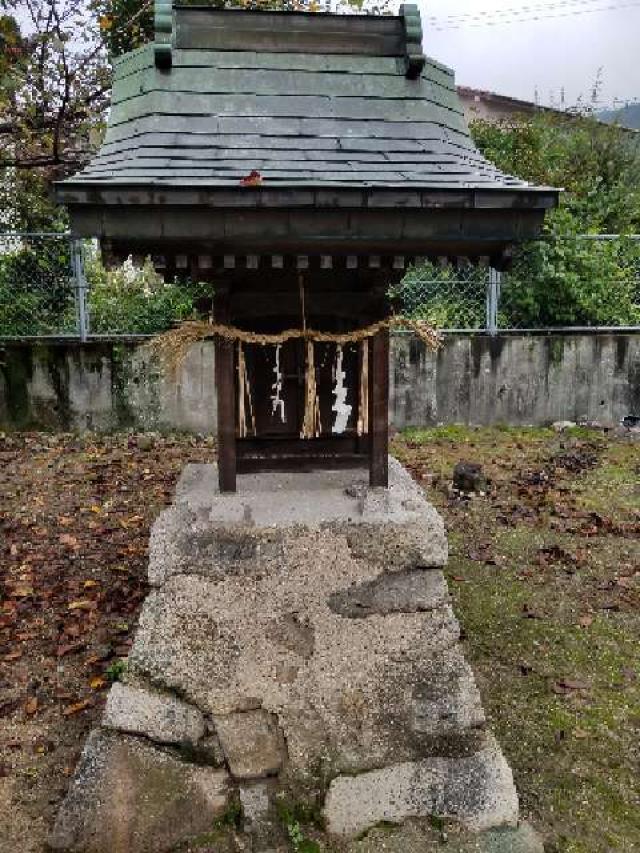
393,426,640,853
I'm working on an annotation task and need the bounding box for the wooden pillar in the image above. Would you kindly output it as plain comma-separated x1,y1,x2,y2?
214,289,236,493
369,328,389,488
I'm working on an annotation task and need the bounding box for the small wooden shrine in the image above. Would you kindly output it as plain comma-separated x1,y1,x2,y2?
57,3,557,491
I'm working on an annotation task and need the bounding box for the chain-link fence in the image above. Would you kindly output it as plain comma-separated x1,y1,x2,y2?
391,235,640,332
0,233,82,337
1,233,639,338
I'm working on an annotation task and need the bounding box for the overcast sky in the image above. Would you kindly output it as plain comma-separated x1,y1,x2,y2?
415,0,640,109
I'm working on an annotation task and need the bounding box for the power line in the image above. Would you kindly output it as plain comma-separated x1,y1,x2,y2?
429,0,640,30
424,0,632,23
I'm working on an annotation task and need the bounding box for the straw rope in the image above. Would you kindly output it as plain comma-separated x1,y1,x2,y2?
147,315,442,376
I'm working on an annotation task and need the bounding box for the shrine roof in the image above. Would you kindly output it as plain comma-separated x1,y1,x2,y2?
59,6,556,203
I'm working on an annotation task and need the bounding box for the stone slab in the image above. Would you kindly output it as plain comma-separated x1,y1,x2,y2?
324,734,518,838
347,820,544,853
214,710,286,779
102,682,206,745
48,729,231,853
148,457,447,586
328,567,448,618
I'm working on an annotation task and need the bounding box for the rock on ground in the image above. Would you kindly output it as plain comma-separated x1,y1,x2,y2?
48,730,231,853
102,682,205,745
324,734,518,837
346,819,544,853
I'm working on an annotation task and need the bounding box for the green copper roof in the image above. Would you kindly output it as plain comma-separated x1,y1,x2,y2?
62,7,548,194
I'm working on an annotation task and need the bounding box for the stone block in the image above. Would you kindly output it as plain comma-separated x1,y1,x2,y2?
411,648,486,736
346,820,544,853
214,710,287,779
324,734,518,838
148,459,447,586
48,729,232,853
102,682,206,745
328,568,448,618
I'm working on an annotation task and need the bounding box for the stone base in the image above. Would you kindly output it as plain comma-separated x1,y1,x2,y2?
51,459,528,852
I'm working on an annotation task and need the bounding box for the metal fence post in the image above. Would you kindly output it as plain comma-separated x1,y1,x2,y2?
71,238,89,341
486,267,501,335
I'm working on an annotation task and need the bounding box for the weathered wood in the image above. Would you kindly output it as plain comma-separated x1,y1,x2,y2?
175,9,404,56
214,290,236,493
114,67,462,112
102,115,476,148
115,46,455,92
108,93,469,134
369,330,389,488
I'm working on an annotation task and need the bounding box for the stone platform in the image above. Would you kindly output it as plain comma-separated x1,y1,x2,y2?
50,459,539,853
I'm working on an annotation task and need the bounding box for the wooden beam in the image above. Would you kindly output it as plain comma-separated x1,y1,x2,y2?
369,329,389,488
214,289,236,493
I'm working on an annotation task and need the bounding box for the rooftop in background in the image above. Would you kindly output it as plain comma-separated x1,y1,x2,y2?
456,86,567,125
457,85,640,132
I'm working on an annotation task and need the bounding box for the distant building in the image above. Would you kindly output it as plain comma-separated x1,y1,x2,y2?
456,86,563,124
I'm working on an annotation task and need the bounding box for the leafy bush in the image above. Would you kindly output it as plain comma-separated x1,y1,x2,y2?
85,252,211,334
470,112,640,328
0,238,76,336
391,261,488,329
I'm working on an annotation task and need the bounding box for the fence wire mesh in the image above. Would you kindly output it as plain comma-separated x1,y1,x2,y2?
389,260,490,331
0,233,639,339
0,233,78,337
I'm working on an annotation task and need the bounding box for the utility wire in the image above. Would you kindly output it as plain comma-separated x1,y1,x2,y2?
429,0,640,29
424,0,634,23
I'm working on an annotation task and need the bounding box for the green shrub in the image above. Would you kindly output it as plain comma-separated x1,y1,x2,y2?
85,251,211,334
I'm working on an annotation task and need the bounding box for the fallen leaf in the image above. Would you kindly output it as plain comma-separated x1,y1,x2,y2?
62,699,91,716
56,642,85,658
578,615,593,628
67,600,93,611
59,533,79,548
573,728,589,739
83,580,98,589
24,696,38,715
89,677,106,690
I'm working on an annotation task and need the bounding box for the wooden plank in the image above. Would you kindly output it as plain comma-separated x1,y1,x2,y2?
103,115,475,148
79,168,511,187
175,8,404,55
84,158,489,176
97,134,448,156
114,46,457,94
114,48,456,93
107,93,469,134
114,67,462,112
90,149,480,169
369,329,389,488
214,290,236,493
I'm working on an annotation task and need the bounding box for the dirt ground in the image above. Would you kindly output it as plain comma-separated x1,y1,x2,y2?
1,427,638,853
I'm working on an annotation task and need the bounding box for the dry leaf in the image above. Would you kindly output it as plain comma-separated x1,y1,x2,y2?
89,677,106,690
68,600,93,611
578,615,593,628
59,533,79,548
24,696,38,715
62,699,91,716
83,580,98,589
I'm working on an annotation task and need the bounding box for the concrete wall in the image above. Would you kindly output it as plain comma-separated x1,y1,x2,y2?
390,333,640,428
1,333,638,432
0,340,217,432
